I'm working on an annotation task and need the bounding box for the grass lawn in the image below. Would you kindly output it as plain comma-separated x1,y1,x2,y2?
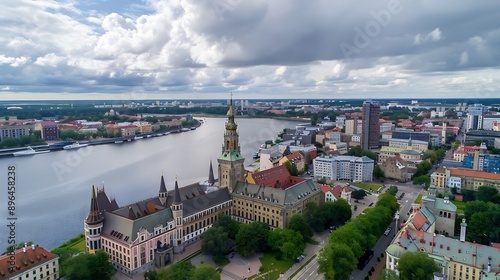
351,182,381,192
69,239,87,252
452,200,466,214
415,194,423,204
249,252,295,280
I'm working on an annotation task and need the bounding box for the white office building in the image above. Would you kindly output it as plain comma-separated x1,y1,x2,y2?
313,155,374,182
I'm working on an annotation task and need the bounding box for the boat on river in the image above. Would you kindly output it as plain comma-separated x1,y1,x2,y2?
13,147,50,156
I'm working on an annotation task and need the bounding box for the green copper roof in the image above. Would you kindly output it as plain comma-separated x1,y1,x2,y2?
386,244,406,258
434,198,457,212
218,150,243,161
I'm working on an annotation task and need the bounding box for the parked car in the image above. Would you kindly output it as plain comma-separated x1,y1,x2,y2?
384,227,392,236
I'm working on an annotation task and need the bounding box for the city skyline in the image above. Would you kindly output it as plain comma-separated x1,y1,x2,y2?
1,1,499,100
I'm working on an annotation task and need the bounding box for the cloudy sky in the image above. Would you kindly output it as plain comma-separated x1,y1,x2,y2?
0,0,499,100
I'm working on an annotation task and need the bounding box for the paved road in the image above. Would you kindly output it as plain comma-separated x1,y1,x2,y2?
292,260,324,280
350,189,421,280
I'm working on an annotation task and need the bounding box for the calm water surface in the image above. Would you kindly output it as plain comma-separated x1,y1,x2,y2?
0,118,300,250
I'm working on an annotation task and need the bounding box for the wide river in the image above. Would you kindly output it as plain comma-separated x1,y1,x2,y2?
0,117,301,250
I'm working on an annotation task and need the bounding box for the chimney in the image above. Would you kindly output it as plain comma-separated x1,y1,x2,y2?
22,247,26,253
31,244,35,250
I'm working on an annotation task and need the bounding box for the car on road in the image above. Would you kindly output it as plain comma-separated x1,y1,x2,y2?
384,227,392,236
295,255,305,263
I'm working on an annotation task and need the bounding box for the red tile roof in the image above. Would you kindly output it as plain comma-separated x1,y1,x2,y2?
250,165,292,189
448,168,500,180
0,245,57,278
412,211,428,231
285,153,303,162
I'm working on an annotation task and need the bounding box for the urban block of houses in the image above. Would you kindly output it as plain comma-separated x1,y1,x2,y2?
259,145,283,171
318,184,352,204
385,186,500,279
431,167,500,193
380,155,417,182
313,154,374,182
378,146,422,165
386,227,500,280
278,153,306,172
0,244,59,280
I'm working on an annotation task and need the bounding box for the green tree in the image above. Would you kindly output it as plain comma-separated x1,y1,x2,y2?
89,250,115,279
412,175,430,188
267,228,305,260
467,212,489,244
331,199,352,226
201,226,230,261
191,264,221,280
387,186,399,196
486,204,500,242
352,189,367,200
422,150,438,164
373,165,385,180
378,268,401,280
213,214,239,240
63,250,115,280
235,222,269,256
376,193,399,216
144,270,158,280
318,243,357,280
317,177,327,184
304,201,325,232
464,200,489,222
288,214,313,241
235,224,258,257
157,261,195,280
284,160,299,176
477,186,499,203
1,137,18,148
397,251,440,280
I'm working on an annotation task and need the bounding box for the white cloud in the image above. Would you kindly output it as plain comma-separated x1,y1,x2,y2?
0,0,499,98
0,55,29,67
414,28,442,45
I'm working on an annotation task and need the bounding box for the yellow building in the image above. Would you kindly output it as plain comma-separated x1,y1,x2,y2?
231,179,323,229
133,122,153,134
388,138,428,152
279,152,306,172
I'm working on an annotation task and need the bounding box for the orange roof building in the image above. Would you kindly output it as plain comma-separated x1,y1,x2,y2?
0,244,59,279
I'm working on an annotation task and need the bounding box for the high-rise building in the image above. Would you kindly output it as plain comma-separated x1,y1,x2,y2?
361,100,380,149
466,104,488,132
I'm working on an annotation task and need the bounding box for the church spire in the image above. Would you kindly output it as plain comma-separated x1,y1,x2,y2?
208,160,215,185
173,178,182,204
85,185,103,225
226,93,237,131
159,174,168,205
